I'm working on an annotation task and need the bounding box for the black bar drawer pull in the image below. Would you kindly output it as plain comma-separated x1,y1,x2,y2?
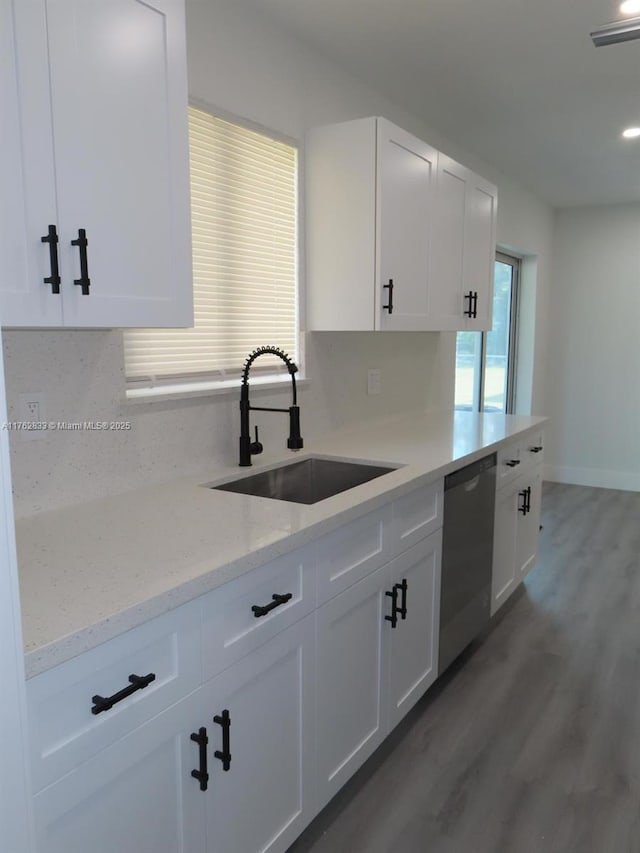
383,278,394,314
41,225,61,294
518,486,531,516
505,459,520,468
385,585,399,629
190,727,209,792
213,709,231,771
251,592,292,618
91,672,156,715
71,228,91,295
397,579,408,620
463,291,474,317
518,489,528,515
472,291,478,318
530,446,543,453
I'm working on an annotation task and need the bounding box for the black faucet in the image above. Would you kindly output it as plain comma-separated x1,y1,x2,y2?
239,346,303,466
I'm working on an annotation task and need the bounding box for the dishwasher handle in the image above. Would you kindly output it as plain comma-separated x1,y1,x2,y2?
445,453,496,491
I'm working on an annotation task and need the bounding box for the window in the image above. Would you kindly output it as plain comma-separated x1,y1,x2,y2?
455,252,520,413
124,106,299,393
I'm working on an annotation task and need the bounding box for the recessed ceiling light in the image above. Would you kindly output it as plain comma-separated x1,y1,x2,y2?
622,127,640,138
620,0,640,15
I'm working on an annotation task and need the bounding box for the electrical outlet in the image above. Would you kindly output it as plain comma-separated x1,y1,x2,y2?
367,368,382,396
17,392,47,442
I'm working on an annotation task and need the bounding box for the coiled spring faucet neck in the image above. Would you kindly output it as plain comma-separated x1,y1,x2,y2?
241,346,298,404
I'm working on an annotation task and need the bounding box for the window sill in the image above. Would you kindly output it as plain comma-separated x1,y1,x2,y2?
125,374,310,405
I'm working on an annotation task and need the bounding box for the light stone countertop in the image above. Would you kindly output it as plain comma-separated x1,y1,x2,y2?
17,410,547,678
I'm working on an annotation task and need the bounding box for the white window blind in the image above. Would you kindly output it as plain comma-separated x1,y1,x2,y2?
124,106,298,388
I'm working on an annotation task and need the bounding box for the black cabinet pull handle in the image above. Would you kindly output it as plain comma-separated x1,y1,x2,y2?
213,709,231,771
505,459,520,468
518,486,532,516
530,446,543,453
518,489,528,515
71,228,91,295
463,291,479,318
385,586,399,629
190,727,209,792
91,672,155,715
41,225,61,294
396,579,408,620
383,278,394,314
251,592,292,618
463,291,474,318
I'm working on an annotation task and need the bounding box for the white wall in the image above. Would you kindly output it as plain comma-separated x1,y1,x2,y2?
3,0,553,517
544,203,640,491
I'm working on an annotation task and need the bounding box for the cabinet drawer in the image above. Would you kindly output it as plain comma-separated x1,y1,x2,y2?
392,480,443,551
497,441,524,487
27,600,201,793
520,430,545,468
201,545,315,681
316,506,392,605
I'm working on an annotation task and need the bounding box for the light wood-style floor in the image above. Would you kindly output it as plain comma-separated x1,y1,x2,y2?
289,483,640,853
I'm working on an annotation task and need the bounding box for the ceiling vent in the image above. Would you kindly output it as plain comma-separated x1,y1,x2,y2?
591,15,640,45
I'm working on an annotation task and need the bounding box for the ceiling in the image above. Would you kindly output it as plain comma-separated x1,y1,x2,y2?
240,0,640,208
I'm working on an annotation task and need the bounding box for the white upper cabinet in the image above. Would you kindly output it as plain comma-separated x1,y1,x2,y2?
306,117,497,332
1,0,61,326
463,171,498,331
306,117,437,332
376,119,438,331
431,154,498,331
1,0,193,328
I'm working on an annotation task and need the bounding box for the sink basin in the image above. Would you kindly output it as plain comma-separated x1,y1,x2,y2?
211,457,397,505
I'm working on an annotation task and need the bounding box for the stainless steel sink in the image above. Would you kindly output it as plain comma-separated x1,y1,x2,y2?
211,457,397,505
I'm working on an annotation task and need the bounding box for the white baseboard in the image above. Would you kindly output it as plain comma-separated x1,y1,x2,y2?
543,464,640,493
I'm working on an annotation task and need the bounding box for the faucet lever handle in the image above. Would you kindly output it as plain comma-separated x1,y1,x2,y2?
251,426,263,456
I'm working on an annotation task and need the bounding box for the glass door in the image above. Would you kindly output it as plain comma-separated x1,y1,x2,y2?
454,253,519,413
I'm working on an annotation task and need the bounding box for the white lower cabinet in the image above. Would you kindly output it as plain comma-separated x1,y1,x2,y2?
516,469,543,583
30,483,448,853
201,614,315,853
34,690,206,853
316,565,391,809
491,480,520,613
492,457,544,615
388,532,442,729
316,528,443,809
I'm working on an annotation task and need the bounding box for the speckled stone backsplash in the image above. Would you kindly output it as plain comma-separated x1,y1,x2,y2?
2,329,451,518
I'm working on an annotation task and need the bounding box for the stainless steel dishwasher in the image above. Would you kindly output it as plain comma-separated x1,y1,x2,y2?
439,453,496,675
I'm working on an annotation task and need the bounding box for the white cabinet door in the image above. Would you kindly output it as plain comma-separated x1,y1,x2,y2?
316,565,391,810
464,172,498,332
516,469,543,583
1,0,61,326
46,0,192,328
388,531,442,729
34,691,206,853
491,481,519,615
431,156,498,332
492,466,543,615
377,119,438,331
3,0,192,329
202,614,315,853
429,154,467,330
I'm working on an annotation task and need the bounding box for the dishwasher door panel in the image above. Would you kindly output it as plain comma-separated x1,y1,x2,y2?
439,460,495,674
